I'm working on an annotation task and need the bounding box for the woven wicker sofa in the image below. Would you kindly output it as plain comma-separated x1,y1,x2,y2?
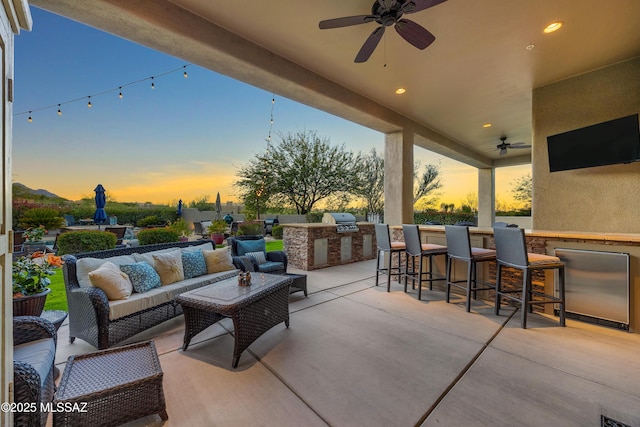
62,240,239,349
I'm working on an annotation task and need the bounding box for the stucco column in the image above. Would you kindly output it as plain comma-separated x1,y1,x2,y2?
477,168,495,227
384,129,414,225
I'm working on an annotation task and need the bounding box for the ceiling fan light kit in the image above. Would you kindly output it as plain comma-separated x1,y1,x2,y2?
319,0,447,63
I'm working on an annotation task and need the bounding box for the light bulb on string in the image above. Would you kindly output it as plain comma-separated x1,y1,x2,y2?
57,104,62,116
183,66,188,78
151,77,155,89
87,96,92,108
28,111,32,122
118,87,123,99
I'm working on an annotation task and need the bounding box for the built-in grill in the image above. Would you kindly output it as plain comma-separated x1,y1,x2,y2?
322,212,359,233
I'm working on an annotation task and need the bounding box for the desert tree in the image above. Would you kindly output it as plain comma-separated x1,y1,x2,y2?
511,173,532,208
352,148,385,214
235,130,360,215
414,161,443,208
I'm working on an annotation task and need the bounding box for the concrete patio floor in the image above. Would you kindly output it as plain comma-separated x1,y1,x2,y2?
51,260,640,427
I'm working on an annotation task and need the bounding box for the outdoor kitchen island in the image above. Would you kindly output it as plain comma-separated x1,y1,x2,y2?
283,220,376,271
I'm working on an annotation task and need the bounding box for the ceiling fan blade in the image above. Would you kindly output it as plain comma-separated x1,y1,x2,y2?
319,15,376,29
509,142,530,147
401,0,447,14
395,19,435,50
355,26,385,63
508,145,532,149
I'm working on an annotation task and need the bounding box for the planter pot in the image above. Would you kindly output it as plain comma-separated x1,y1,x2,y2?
178,236,189,242
210,233,225,245
23,241,48,255
13,288,51,317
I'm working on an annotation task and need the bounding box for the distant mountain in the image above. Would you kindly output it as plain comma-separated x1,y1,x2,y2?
13,183,68,201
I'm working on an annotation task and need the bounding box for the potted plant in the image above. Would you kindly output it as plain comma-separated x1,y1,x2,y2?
168,218,191,242
22,226,49,254
12,251,64,316
207,220,227,244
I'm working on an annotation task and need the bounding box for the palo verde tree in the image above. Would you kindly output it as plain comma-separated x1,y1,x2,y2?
352,148,385,214
235,130,361,215
511,173,532,209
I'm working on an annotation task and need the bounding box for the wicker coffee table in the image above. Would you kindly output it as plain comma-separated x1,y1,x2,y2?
176,273,292,368
54,341,167,426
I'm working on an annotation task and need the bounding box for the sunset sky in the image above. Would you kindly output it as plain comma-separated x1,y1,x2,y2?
13,8,529,209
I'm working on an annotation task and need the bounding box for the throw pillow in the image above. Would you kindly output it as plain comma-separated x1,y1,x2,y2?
76,255,137,288
245,251,267,265
182,250,207,279
236,239,266,256
203,247,235,273
88,261,133,300
120,262,161,293
153,249,185,285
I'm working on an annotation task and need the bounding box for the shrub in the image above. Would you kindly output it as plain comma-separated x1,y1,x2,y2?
168,218,191,237
137,228,179,245
18,208,65,230
57,231,117,255
207,220,227,234
137,215,164,227
271,225,284,239
237,221,262,236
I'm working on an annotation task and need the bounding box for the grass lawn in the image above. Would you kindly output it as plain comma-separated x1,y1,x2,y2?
43,239,285,313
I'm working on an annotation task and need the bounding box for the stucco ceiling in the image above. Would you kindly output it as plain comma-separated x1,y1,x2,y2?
31,0,640,168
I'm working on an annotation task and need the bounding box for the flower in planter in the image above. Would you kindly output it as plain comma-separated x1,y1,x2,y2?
12,252,64,297
23,226,47,242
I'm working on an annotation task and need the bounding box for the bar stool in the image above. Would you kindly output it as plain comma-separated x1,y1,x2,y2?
374,224,406,292
402,224,448,300
445,225,497,312
493,227,566,328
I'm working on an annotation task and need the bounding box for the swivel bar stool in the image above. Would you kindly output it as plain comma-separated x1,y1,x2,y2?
402,224,448,300
493,226,566,328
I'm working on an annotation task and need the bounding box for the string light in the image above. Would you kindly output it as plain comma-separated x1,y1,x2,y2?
15,64,192,120
267,95,275,142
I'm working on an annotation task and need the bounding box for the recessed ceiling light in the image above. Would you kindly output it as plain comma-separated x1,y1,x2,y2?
526,44,535,50
395,88,406,94
482,123,492,128
543,21,564,33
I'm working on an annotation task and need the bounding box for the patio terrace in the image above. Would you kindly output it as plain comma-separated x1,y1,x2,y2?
51,260,640,426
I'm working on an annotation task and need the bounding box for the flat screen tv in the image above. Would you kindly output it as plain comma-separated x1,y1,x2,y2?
547,114,640,172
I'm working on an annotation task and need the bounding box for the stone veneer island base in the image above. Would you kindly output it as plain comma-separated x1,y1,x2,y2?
283,223,376,271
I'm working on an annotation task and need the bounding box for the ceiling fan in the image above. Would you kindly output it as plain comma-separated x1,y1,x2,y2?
318,0,447,63
496,136,532,156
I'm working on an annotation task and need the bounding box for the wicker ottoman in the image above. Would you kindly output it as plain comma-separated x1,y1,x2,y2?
54,341,167,426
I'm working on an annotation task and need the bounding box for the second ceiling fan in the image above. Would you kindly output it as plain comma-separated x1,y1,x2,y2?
319,0,447,63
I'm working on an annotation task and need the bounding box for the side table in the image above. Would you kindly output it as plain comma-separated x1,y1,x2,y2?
54,340,167,426
284,273,307,297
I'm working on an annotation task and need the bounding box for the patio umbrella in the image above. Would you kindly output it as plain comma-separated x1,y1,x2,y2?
177,199,183,218
93,184,107,230
215,192,222,220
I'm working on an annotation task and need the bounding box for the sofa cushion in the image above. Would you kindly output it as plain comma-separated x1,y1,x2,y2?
132,248,176,268
236,239,266,256
14,338,55,387
153,250,185,285
88,261,133,300
76,255,137,288
160,269,240,300
245,251,267,265
203,247,235,273
256,261,285,273
120,262,162,293
182,250,207,279
107,287,171,320
182,242,214,253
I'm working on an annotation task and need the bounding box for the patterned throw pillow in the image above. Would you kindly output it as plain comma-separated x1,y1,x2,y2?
202,247,235,273
182,250,207,279
152,250,185,286
120,262,161,293
245,251,267,265
88,261,133,300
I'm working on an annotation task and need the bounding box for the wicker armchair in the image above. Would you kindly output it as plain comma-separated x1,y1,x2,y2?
14,316,57,427
228,236,288,274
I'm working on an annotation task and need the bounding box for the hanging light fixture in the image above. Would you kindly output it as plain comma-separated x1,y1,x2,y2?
118,87,123,99
28,111,32,122
151,77,155,89
57,104,62,116
183,65,188,78
87,96,92,108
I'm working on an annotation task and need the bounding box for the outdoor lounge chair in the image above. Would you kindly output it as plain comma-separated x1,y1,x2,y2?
228,236,287,274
